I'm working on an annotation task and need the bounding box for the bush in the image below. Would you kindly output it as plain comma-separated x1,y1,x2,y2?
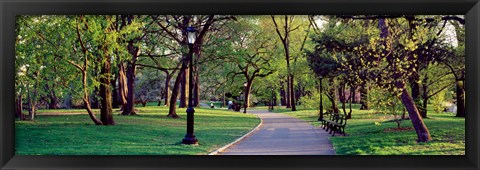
431,89,447,113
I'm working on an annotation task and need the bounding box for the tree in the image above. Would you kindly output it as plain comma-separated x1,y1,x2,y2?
223,17,276,112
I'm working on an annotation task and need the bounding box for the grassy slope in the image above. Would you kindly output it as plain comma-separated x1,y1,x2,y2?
16,106,260,155
275,104,465,155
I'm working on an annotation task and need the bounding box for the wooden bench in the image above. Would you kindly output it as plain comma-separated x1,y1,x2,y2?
320,113,347,136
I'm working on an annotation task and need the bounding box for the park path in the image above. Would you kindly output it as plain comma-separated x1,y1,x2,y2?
219,110,336,155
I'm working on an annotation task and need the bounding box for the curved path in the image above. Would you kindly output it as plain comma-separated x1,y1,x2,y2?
219,110,336,155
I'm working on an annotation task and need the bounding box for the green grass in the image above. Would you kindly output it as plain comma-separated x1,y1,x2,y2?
274,104,465,155
16,106,260,155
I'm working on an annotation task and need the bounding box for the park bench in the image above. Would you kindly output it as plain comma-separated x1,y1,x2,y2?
321,112,347,136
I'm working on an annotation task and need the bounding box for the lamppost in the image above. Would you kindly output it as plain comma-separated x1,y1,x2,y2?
270,88,274,111
182,26,198,145
243,82,247,113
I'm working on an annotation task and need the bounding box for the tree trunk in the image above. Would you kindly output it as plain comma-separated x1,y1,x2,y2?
280,83,286,106
360,83,369,110
243,80,253,113
290,74,296,111
329,78,339,113
411,76,426,118
164,72,172,106
82,71,103,125
118,63,128,110
318,79,324,120
15,95,24,120
193,65,200,107
397,82,432,142
455,79,465,117
111,71,119,109
179,69,187,108
122,60,137,115
168,68,185,118
347,86,353,119
286,76,291,108
122,39,140,115
99,52,115,125
340,84,347,116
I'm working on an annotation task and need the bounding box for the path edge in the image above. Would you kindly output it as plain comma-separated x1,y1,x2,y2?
208,113,263,155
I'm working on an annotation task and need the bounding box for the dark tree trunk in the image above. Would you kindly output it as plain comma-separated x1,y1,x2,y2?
328,78,340,113
455,79,465,117
163,72,172,106
122,59,137,115
360,82,369,110
397,82,432,142
179,69,187,108
290,74,296,111
111,71,120,109
318,78,324,120
280,83,286,106
411,76,426,118
286,76,291,108
168,67,186,118
99,52,115,125
346,86,354,119
340,84,347,116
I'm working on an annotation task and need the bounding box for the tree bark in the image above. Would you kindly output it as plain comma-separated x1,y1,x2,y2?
168,67,186,118
328,78,340,113
118,63,128,110
99,51,115,125
346,86,354,119
455,79,465,117
163,72,172,106
121,40,139,115
280,83,286,106
15,95,24,120
179,69,187,108
359,83,369,110
290,74,297,111
397,82,432,142
82,71,103,125
286,76,291,108
111,71,120,108
193,65,200,107
318,78,324,120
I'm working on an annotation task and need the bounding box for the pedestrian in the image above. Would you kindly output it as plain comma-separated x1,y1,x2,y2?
228,100,233,110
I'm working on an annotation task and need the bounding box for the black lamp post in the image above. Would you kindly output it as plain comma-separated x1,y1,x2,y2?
243,82,247,113
270,88,274,111
182,26,198,145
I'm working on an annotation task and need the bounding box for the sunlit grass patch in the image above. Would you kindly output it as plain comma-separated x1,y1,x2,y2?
16,106,260,155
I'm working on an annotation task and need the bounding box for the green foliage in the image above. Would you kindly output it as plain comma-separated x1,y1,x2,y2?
368,85,405,127
431,89,447,113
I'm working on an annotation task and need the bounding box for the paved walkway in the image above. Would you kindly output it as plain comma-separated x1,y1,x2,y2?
219,110,336,155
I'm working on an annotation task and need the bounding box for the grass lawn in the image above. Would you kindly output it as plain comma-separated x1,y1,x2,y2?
16,106,260,155
274,104,465,155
